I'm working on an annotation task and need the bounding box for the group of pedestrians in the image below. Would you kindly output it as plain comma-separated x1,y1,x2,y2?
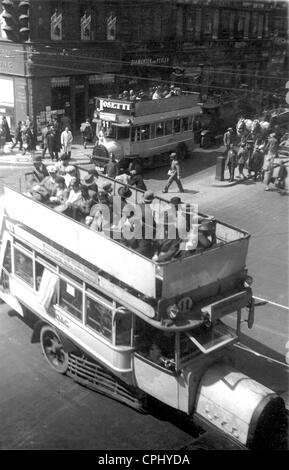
0,114,37,154
223,126,288,194
41,119,73,161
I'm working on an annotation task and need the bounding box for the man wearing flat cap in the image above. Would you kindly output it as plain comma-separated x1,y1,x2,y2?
162,152,184,193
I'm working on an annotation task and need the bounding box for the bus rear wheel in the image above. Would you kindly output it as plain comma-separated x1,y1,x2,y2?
40,325,69,374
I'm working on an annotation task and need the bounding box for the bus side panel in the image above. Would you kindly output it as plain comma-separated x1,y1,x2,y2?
162,239,249,299
4,188,157,298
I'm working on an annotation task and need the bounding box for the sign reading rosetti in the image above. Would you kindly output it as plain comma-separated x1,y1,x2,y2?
97,97,133,115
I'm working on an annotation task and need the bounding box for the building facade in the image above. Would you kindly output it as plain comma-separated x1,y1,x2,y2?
0,0,287,133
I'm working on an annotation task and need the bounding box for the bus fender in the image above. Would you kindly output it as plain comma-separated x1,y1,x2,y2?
31,321,78,354
31,320,47,343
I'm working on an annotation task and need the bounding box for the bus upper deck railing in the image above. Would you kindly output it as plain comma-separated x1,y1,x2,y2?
2,178,250,302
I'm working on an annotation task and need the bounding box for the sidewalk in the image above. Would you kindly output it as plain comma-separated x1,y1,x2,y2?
0,140,92,167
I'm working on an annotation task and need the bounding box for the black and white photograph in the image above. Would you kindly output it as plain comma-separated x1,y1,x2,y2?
0,0,288,454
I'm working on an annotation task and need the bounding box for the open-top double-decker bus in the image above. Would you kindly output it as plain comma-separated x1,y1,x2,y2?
91,93,201,169
0,172,287,450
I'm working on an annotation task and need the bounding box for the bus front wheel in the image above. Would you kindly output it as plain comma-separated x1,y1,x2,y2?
40,325,69,374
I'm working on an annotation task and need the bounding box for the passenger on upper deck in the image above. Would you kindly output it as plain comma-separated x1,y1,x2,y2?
104,153,119,179
130,169,147,191
197,219,216,249
55,153,70,176
38,165,58,201
152,86,162,100
54,178,82,217
81,174,98,204
49,176,68,207
64,165,77,189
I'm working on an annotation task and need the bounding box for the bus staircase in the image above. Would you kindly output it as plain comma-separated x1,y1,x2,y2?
66,352,147,413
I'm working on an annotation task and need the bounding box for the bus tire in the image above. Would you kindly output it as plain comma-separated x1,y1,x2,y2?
40,325,69,374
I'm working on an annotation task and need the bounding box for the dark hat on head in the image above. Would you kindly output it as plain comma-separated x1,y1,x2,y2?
88,168,99,177
33,154,42,163
170,196,182,206
82,174,95,186
118,185,132,199
55,176,65,184
60,153,69,161
199,220,214,232
143,190,154,203
101,182,112,192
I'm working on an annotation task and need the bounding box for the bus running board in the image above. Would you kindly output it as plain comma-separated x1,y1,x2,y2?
67,353,147,413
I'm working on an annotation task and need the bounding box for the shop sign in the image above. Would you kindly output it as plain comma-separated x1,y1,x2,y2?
130,57,170,66
0,45,25,75
97,98,132,115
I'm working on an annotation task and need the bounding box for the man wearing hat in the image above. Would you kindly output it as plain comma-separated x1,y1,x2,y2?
223,127,234,154
32,154,49,182
130,169,147,191
162,152,184,193
82,173,98,203
104,153,119,179
197,219,216,249
112,185,132,229
38,165,58,201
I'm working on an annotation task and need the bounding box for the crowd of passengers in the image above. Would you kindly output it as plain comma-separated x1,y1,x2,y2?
113,85,183,102
25,153,217,263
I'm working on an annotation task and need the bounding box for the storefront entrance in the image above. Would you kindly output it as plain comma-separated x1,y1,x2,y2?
75,91,86,130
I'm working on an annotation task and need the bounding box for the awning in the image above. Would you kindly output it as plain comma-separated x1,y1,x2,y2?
88,74,115,85
51,77,70,88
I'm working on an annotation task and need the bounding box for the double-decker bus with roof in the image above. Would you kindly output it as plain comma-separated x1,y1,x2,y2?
91,93,201,170
0,173,287,450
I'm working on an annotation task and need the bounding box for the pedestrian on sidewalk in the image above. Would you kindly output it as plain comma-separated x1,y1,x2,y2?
162,152,184,193
80,118,93,149
249,146,264,181
1,115,12,144
223,127,234,155
11,121,23,151
226,144,237,182
237,143,248,179
263,157,275,191
275,161,288,195
61,126,73,158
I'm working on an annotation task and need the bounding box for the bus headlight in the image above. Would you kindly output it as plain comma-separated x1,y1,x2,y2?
244,275,253,288
167,304,179,320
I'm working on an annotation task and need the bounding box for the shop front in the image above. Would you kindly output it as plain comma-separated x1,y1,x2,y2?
0,42,27,132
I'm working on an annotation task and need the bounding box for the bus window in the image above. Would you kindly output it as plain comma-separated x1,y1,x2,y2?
174,118,181,133
117,126,130,140
86,296,112,342
179,332,200,363
0,241,11,290
115,310,132,346
150,123,156,139
59,279,83,320
156,122,164,138
165,120,173,135
182,117,189,131
141,125,150,140
132,126,142,142
131,126,136,142
35,262,45,291
14,249,33,287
